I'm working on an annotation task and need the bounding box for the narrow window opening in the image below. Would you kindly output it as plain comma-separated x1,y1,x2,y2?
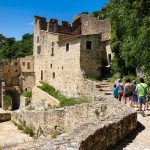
51,47,54,56
52,72,55,78
22,62,25,66
52,42,54,47
50,64,52,68
108,54,111,61
66,43,69,52
41,70,43,80
37,46,41,54
27,62,30,69
62,66,63,69
86,41,92,50
37,36,39,43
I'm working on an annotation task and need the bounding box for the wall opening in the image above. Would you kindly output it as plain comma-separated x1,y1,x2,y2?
50,64,52,68
52,72,55,78
5,88,20,110
37,46,41,54
27,62,30,69
66,43,69,52
51,47,54,56
37,36,39,43
86,41,92,50
41,70,43,80
108,54,111,62
22,62,25,66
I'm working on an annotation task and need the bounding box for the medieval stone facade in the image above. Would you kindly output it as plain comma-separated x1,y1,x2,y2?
19,55,35,91
33,14,112,97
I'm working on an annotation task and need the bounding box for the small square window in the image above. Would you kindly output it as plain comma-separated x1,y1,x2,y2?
86,41,92,50
66,43,69,52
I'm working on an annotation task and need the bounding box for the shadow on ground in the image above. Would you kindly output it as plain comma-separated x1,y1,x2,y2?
111,121,145,150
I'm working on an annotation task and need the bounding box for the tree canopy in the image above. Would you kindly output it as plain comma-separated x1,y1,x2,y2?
0,33,33,61
107,0,150,76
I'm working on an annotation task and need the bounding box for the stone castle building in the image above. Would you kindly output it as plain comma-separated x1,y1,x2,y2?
0,56,34,109
33,14,111,97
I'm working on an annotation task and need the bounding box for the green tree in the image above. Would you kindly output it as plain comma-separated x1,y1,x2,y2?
108,0,150,76
0,33,33,60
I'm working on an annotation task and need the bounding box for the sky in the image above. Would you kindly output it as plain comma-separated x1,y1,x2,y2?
0,0,110,40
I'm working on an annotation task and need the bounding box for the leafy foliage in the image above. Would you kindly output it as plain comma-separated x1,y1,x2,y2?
3,95,12,110
93,7,108,19
0,33,33,60
107,0,150,76
38,82,89,107
22,91,32,98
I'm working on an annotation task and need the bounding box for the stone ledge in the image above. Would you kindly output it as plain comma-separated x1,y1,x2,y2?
42,112,137,150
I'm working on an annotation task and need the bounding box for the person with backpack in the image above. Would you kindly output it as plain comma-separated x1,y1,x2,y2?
123,79,133,106
136,78,148,116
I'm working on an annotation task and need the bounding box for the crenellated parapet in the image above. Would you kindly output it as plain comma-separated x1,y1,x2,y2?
34,16,72,34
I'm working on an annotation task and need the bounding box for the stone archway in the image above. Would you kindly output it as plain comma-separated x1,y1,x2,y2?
5,87,20,110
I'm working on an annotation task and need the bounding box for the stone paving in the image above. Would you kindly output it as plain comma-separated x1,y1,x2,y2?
112,108,150,150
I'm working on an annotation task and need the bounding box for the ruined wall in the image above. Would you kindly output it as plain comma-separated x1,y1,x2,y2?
32,86,60,108
12,97,137,148
19,55,34,73
42,112,137,150
19,55,35,91
2,60,21,87
80,34,102,78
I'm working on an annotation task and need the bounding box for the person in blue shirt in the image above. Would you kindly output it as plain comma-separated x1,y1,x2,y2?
113,84,118,99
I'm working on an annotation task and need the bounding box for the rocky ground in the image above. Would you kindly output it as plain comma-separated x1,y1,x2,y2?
0,81,150,150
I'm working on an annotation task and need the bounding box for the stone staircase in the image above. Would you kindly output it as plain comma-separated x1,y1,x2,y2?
95,80,113,96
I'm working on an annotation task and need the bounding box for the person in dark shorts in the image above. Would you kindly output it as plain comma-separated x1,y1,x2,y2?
123,79,133,105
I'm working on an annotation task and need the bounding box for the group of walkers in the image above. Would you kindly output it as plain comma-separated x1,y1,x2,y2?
113,77,149,116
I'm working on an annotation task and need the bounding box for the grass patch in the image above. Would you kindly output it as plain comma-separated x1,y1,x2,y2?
38,82,89,107
22,91,32,98
3,95,12,110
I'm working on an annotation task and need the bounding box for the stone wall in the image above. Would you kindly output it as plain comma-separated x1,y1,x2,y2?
42,112,137,150
80,35,102,78
73,14,111,41
11,97,136,139
19,55,34,73
32,86,60,108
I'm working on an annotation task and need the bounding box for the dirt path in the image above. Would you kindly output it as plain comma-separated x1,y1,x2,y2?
0,121,33,148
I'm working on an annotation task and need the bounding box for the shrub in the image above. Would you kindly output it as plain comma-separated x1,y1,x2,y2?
3,95,12,110
22,91,32,98
38,82,89,107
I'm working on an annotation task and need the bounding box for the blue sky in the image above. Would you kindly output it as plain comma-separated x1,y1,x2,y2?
0,0,110,40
